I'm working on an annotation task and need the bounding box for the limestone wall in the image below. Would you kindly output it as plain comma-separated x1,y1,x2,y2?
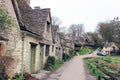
23,35,41,73
0,0,22,76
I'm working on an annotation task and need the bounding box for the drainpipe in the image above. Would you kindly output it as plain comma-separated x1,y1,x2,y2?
21,32,25,76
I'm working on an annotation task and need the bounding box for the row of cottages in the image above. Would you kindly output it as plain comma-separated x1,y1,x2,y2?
74,36,86,51
60,34,74,54
52,25,62,59
0,0,62,76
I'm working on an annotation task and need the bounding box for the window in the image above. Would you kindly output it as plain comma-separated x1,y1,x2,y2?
45,45,49,56
47,21,50,32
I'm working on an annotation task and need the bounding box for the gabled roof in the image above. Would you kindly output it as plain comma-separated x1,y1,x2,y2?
14,0,50,35
32,8,50,35
75,36,86,42
104,42,114,47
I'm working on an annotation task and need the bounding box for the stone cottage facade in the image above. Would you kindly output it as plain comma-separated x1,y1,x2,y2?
0,0,22,77
0,0,54,76
52,25,62,59
60,34,74,54
102,42,118,55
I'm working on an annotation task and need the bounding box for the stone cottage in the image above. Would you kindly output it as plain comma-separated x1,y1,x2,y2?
60,34,74,54
102,42,118,55
0,0,54,76
52,25,62,59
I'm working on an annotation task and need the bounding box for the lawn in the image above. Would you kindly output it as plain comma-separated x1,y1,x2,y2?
79,47,94,55
84,56,120,80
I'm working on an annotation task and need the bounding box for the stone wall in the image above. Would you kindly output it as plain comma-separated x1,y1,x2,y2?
0,0,22,76
23,34,42,73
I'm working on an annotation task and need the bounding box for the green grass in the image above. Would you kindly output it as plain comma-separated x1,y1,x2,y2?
84,56,120,79
101,56,120,64
79,47,94,55
85,58,105,76
53,59,63,69
104,66,118,73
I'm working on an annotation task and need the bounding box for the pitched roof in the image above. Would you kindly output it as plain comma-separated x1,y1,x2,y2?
76,36,85,42
104,42,114,47
15,0,50,35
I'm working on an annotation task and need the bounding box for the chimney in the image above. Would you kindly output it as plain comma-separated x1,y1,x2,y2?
25,0,30,6
34,6,41,10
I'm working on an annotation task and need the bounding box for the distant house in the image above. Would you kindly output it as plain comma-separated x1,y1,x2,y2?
102,42,118,55
52,25,62,59
75,36,86,45
60,34,74,54
74,36,86,51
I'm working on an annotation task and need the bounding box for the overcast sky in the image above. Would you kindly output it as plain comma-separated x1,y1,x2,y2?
30,0,120,32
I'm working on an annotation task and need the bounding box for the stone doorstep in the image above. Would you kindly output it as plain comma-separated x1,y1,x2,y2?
32,70,50,79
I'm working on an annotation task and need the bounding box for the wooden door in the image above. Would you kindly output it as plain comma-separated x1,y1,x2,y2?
38,45,43,70
30,44,36,73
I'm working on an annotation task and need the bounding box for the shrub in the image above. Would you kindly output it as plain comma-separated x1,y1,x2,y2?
47,56,55,65
62,53,71,61
44,56,55,70
44,56,63,71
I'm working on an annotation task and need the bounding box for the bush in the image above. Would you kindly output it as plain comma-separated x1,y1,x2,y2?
47,56,55,65
44,56,63,71
44,56,55,70
62,53,71,61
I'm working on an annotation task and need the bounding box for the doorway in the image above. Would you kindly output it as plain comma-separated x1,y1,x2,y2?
30,44,36,73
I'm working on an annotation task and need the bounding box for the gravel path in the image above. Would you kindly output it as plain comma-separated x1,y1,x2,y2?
43,50,98,80
33,50,98,80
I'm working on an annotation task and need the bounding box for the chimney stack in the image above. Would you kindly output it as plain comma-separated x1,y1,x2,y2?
34,6,41,10
25,0,30,6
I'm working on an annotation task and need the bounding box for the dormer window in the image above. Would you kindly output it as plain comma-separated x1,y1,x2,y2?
47,21,50,32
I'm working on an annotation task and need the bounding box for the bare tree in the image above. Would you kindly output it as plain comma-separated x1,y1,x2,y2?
52,16,62,26
69,24,76,37
68,24,84,37
76,24,84,36
59,26,68,34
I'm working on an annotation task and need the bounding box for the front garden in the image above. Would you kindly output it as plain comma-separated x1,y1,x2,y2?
84,56,120,80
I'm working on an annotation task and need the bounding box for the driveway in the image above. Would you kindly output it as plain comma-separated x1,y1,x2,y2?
44,50,98,80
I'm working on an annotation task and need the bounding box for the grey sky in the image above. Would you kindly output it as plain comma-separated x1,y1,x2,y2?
30,0,120,32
